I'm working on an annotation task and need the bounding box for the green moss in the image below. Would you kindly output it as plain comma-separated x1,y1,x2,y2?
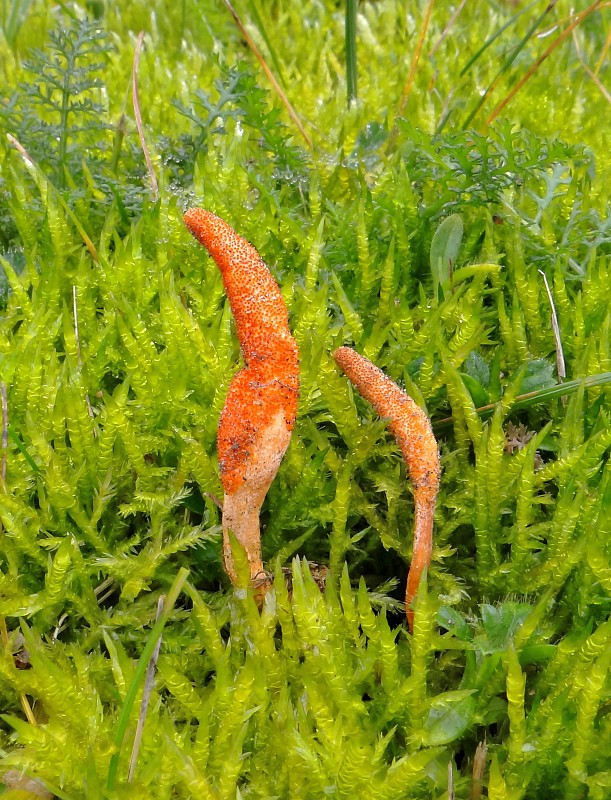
0,2,610,797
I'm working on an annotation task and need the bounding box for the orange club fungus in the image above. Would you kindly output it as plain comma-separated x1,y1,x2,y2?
333,346,440,632
184,208,299,599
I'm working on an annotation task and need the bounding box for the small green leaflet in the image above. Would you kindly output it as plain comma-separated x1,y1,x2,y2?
430,213,463,301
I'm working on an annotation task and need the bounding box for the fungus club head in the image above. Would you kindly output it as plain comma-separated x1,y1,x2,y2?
184,207,292,353
333,346,440,632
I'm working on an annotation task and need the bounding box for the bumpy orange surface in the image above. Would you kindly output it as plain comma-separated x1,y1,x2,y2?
333,346,440,632
184,208,299,494
184,208,299,594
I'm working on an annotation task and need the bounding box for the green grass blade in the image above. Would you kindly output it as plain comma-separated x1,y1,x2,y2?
2,0,34,47
459,0,539,77
434,372,611,430
345,0,358,104
461,1,558,128
106,567,189,791
7,424,40,474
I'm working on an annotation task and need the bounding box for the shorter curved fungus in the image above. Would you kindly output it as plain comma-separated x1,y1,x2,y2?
333,346,440,632
184,208,299,600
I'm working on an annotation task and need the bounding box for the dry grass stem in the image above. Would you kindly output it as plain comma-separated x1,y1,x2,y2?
6,134,100,262
538,270,566,382
388,0,435,148
471,741,488,800
595,25,611,73
220,0,312,148
429,0,467,58
486,0,604,124
128,595,165,781
570,23,611,104
132,31,159,201
52,613,69,641
72,286,96,423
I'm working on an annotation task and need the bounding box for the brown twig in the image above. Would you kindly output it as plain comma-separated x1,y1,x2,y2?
578,59,611,104
387,0,435,150
204,491,223,511
571,19,611,105
471,740,488,800
132,32,159,201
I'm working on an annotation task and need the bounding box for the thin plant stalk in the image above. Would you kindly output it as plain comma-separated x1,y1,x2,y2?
429,0,467,59
72,286,96,422
459,0,539,77
110,76,134,176
220,0,312,148
19,694,37,726
577,59,611,104
570,10,611,104
345,0,358,105
594,26,611,73
7,424,38,473
7,134,99,262
246,0,286,87
538,270,566,382
433,372,611,431
106,568,189,791
388,0,435,147
2,0,34,48
471,741,488,800
109,111,127,175
58,43,71,190
132,31,159,201
486,0,603,125
462,1,558,129
1,380,7,483
128,595,165,781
